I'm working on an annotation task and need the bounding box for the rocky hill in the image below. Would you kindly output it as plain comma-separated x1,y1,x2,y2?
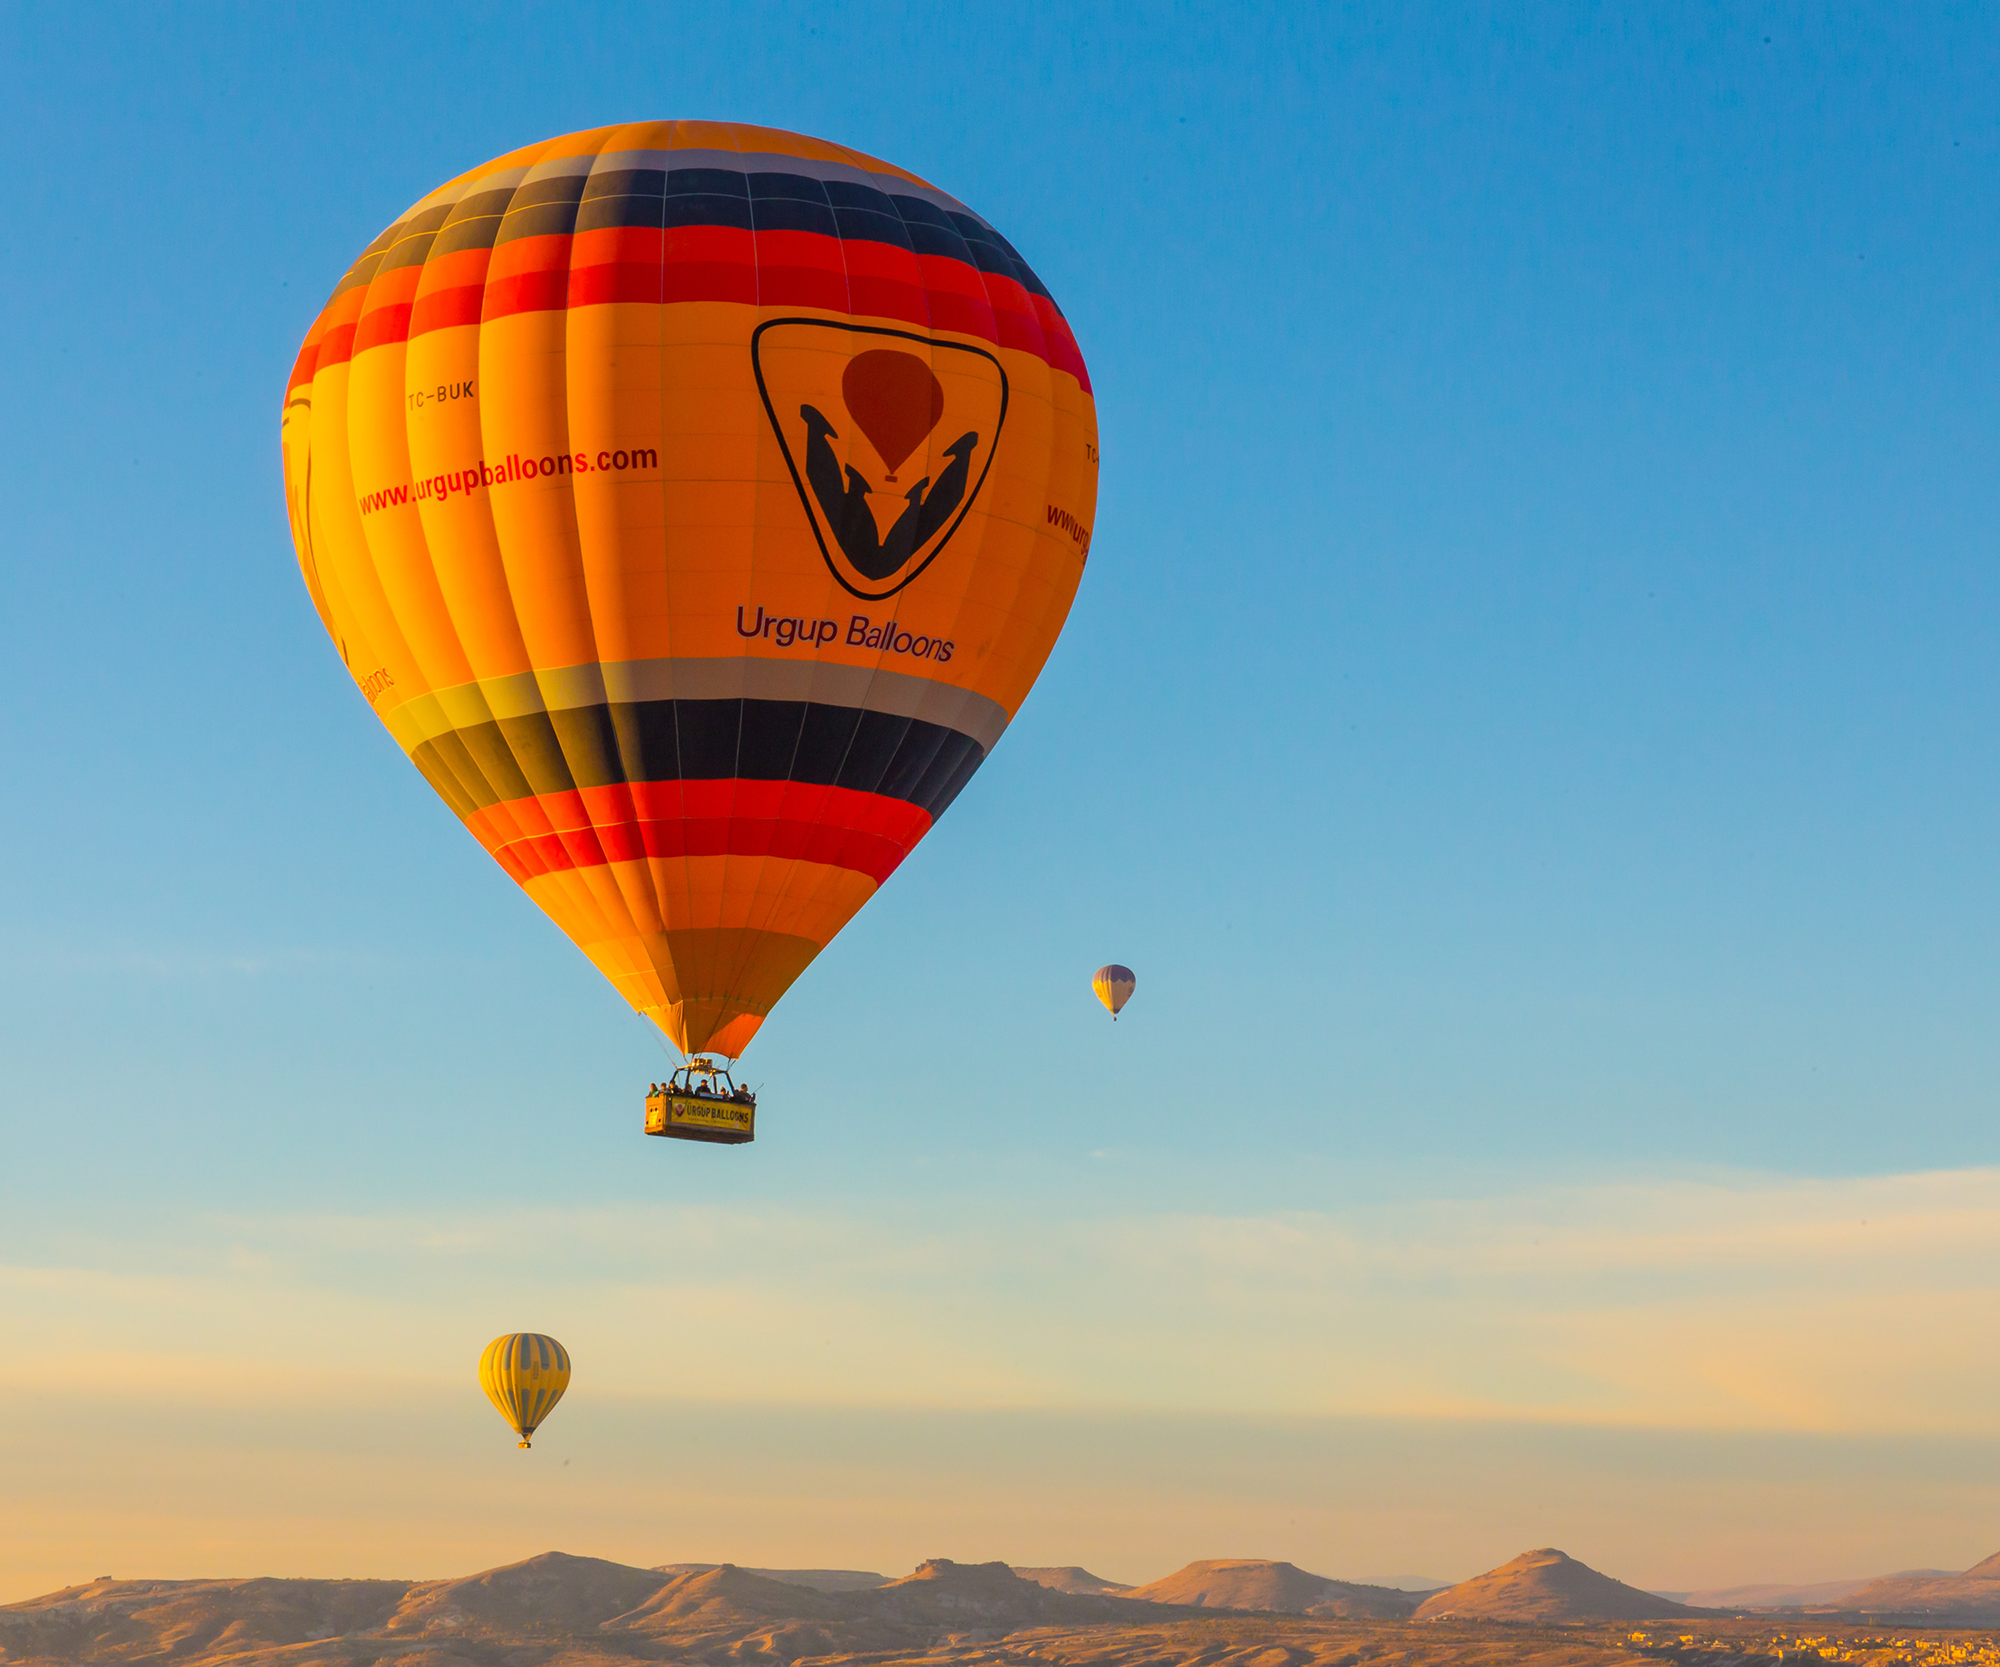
1835,1553,2000,1620
1682,1579,1879,1611
1122,1560,1419,1619
657,1565,890,1593
862,1559,1158,1629
1414,1550,1702,1623
1011,1567,1134,1596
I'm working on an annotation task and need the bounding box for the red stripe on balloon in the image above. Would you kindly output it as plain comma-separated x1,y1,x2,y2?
408,283,486,337
315,321,357,371
308,226,1092,392
468,779,932,887
351,302,413,356
286,333,321,396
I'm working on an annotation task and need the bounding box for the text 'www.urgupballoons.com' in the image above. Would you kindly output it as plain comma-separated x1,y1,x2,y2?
355,446,661,516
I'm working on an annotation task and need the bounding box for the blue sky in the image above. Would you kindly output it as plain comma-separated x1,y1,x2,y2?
5,0,2000,1600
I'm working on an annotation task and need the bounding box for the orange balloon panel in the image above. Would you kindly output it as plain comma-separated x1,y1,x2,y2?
281,122,1098,1058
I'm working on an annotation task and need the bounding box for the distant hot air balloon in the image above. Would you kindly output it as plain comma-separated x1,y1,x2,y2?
280,122,1099,1135
479,1333,571,1449
1093,964,1135,1018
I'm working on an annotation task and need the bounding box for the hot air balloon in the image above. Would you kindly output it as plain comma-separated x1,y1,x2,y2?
280,122,1098,1142
478,1332,571,1449
1093,964,1135,1018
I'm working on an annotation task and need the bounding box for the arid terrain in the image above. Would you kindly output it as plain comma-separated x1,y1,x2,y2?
10,1549,2000,1667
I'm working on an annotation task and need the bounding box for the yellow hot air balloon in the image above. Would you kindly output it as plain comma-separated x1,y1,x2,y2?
1093,964,1135,1018
479,1332,571,1448
280,122,1098,1131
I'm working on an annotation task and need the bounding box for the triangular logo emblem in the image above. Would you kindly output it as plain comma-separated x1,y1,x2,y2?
753,319,1009,600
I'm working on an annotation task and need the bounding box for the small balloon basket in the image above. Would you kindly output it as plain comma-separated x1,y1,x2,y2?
645,1059,756,1145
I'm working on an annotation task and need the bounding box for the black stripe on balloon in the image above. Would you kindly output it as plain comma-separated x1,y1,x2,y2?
494,172,590,244
428,187,519,257
331,248,387,300
342,167,1059,312
408,698,987,823
515,171,1050,298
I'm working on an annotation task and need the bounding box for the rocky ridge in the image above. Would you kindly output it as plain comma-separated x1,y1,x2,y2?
1414,1550,1703,1623
1122,1561,1419,1619
0,1553,1203,1667
656,1566,892,1594
1833,1555,2000,1621
15,1545,2000,1667
1009,1568,1134,1597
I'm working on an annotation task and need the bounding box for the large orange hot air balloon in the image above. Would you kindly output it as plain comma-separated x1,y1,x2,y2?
281,122,1098,1088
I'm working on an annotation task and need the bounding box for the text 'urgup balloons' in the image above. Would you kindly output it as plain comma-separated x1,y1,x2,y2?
479,1333,571,1449
281,123,1099,1063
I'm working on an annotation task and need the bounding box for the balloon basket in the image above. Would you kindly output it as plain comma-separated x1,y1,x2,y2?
644,1059,756,1145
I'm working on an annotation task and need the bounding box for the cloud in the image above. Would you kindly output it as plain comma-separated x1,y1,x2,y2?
5,1167,1998,1432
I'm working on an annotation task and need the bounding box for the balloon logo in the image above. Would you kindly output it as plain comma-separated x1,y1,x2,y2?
841,350,945,481
479,1332,571,1450
756,318,1008,598
1093,964,1136,1018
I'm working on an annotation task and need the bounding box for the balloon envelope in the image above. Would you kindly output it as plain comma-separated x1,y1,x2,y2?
1093,964,1135,1016
479,1332,571,1448
281,122,1098,1059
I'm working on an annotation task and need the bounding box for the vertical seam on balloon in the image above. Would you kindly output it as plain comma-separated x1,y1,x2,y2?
310,300,433,790
548,127,660,987
410,181,537,687
346,181,507,822
986,263,1068,778
400,172,540,842
701,121,778,1054
740,166,905,1013
470,137,555,709
485,132,641,990
656,119,696,1054
715,121,763,1049
400,161,539,833
650,120,709,1053
628,119,681,1046
869,204,990,821
291,442,377,718
752,152,871,1014
660,123,700,1047
887,183,991,808
813,196,906,865
365,190,481,693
